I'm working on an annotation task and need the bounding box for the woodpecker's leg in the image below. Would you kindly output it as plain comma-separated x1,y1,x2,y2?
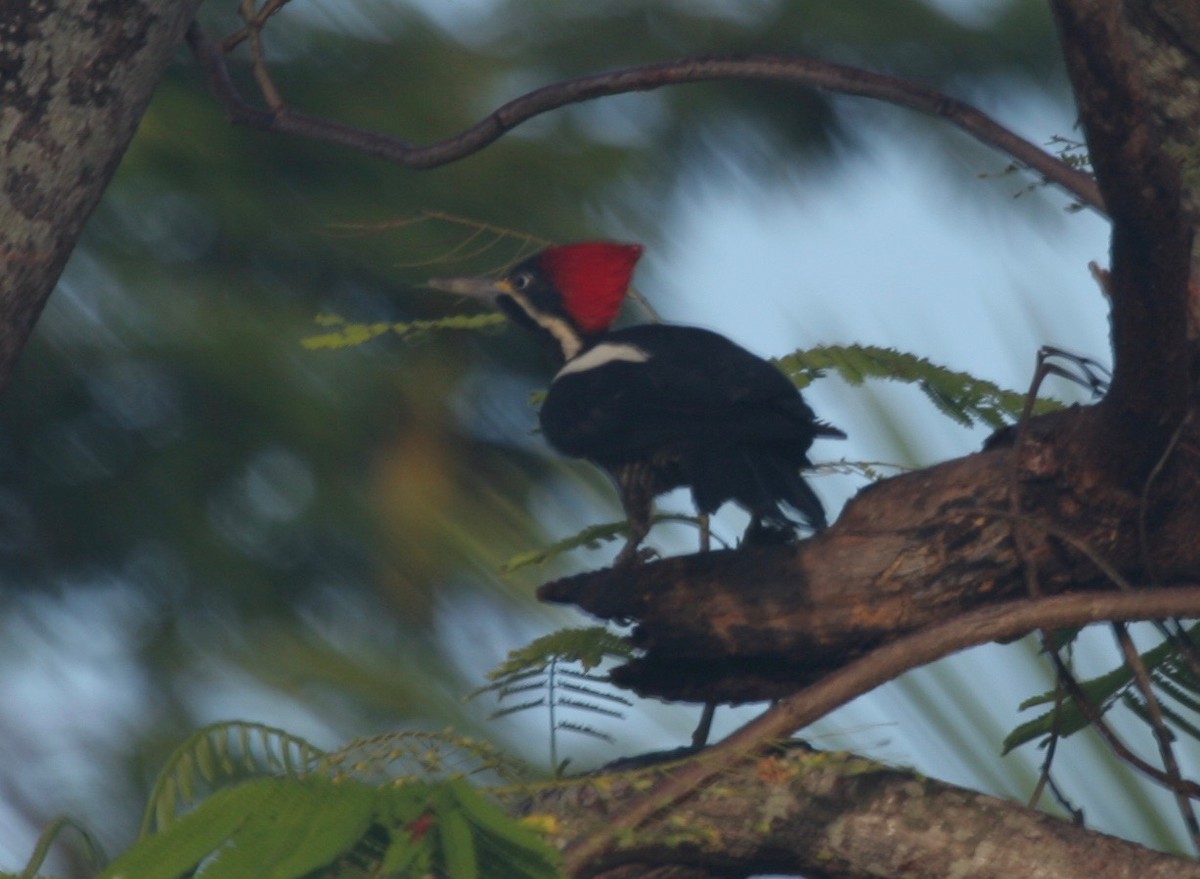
698,513,711,553
742,513,796,547
691,702,717,748
613,503,655,567
612,462,657,567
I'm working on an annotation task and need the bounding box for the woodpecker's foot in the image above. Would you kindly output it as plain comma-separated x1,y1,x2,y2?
612,544,658,568
741,517,799,547
691,702,717,748
1038,345,1111,398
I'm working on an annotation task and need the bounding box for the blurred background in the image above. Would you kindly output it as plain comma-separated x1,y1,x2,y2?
2,0,1191,873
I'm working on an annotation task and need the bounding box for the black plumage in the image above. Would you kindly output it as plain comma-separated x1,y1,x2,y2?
539,325,844,561
429,241,844,566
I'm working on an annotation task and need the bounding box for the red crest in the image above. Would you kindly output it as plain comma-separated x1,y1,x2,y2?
536,242,644,333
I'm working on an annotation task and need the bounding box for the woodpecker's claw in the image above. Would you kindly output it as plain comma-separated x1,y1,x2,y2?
612,543,659,568
1038,346,1111,398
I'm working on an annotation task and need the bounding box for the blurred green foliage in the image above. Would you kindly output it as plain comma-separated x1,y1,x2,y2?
0,0,1080,869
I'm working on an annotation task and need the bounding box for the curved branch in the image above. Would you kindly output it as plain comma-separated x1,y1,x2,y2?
187,24,1104,212
562,585,1200,873
538,746,1200,879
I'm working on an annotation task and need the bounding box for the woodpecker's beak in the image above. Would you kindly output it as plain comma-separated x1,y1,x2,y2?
425,275,514,304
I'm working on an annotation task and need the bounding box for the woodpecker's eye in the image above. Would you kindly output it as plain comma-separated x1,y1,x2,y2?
510,271,534,291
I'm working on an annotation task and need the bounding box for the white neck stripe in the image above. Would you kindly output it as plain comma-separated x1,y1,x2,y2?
535,314,583,361
556,342,651,378
506,289,583,360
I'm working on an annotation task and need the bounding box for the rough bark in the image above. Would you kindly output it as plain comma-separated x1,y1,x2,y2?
1048,0,1196,482
529,746,1198,879
3,2,1199,878
537,5,1200,869
0,0,203,391
541,1,1200,707
541,407,1200,703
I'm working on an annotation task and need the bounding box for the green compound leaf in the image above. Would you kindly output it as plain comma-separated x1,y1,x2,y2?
501,513,710,574
107,773,564,879
479,627,637,685
776,344,1063,429
140,721,324,836
1004,625,1200,754
302,312,506,349
101,777,291,879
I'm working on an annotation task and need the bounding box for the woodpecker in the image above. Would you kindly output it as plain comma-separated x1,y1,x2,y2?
430,241,845,566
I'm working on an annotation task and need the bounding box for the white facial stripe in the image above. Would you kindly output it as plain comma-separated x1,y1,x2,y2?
507,289,583,360
556,342,651,378
536,315,583,360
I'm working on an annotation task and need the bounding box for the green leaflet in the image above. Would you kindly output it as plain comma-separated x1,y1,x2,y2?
100,777,285,879
17,816,106,879
481,627,637,681
775,343,1063,429
106,771,564,879
141,721,324,836
437,797,478,879
442,779,562,879
181,778,367,879
500,513,708,574
302,312,506,349
378,781,440,874
1003,625,1200,754
257,778,377,879
473,628,635,769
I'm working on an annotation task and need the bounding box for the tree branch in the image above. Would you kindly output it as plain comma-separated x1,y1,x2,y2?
186,23,1104,211
559,585,1200,874
535,745,1200,879
540,405,1200,704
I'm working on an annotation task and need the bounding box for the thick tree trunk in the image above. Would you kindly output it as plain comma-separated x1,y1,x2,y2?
0,0,203,390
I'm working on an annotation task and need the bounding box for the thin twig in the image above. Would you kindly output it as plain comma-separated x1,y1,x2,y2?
1009,346,1062,599
561,586,1200,874
186,23,1104,212
223,0,293,52
1044,648,1200,803
1138,411,1190,587
238,0,286,112
1047,773,1085,825
1112,622,1200,850
1136,409,1200,682
1027,673,1068,811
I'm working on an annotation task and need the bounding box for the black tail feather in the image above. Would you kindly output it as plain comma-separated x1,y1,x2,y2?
687,445,828,536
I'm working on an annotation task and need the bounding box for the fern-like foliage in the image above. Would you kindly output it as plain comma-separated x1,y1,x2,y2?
976,135,1092,210
12,815,106,879
100,775,561,879
500,513,720,574
775,344,1062,429
141,721,325,836
318,729,532,789
1004,625,1200,754
475,628,638,770
302,312,506,350
99,726,562,879
817,458,912,482
482,627,638,680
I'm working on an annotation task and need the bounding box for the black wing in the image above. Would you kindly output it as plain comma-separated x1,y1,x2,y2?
539,325,843,463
